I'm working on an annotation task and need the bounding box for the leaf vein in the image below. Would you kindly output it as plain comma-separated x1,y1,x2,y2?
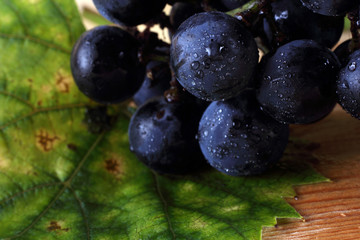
0,182,61,206
0,33,71,54
70,187,91,240
0,103,90,130
152,172,176,240
0,90,34,110
6,131,105,239
47,0,75,43
3,0,29,36
174,205,247,239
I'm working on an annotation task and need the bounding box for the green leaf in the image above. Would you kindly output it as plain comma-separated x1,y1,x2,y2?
0,0,327,239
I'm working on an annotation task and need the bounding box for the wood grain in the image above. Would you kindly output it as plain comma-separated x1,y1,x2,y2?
262,105,360,240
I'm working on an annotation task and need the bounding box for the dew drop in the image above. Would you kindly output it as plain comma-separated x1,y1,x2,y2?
265,75,272,81
191,61,200,70
349,62,357,72
240,133,248,139
206,47,211,56
195,70,204,79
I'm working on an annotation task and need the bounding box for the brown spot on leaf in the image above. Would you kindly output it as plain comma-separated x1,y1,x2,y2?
37,100,42,106
55,71,72,93
26,170,38,176
28,78,33,83
47,221,69,232
105,158,123,176
67,143,77,151
36,130,60,152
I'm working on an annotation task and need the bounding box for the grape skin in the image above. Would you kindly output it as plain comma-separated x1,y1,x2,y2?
263,0,344,49
170,11,258,101
128,97,206,174
300,0,360,16
198,91,289,176
336,50,360,120
70,26,144,104
92,0,166,26
256,40,340,124
133,61,171,107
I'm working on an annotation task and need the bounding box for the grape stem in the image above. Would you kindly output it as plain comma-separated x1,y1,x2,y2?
227,0,285,49
227,0,263,27
164,76,181,103
348,7,360,52
147,54,170,63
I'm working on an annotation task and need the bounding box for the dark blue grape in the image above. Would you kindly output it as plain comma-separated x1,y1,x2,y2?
263,0,343,49
133,61,171,106
70,26,144,104
336,50,360,119
170,11,258,101
198,91,289,176
93,0,166,26
256,40,340,124
300,0,360,16
128,97,206,174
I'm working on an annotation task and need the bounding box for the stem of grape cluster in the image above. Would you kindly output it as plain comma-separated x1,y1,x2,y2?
260,0,287,47
227,0,263,27
348,8,360,52
227,0,285,49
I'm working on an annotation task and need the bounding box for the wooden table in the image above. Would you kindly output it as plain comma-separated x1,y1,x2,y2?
262,105,360,239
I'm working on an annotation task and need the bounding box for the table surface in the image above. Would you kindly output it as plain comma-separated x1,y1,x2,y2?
262,105,360,240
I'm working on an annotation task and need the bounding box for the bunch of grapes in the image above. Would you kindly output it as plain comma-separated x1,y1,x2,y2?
71,0,360,176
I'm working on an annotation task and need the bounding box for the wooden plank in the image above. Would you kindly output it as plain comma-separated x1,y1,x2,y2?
262,105,360,239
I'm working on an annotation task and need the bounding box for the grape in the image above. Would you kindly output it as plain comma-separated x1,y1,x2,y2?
170,11,258,101
133,61,171,106
70,26,144,104
263,0,344,49
256,39,340,124
169,2,203,30
128,97,206,174
198,91,289,176
336,50,360,119
92,0,166,26
300,0,360,16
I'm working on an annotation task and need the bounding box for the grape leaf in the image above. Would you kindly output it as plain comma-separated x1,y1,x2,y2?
0,0,328,239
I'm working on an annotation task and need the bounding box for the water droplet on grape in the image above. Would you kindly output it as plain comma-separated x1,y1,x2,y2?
349,62,356,72
191,61,200,70
240,133,248,139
